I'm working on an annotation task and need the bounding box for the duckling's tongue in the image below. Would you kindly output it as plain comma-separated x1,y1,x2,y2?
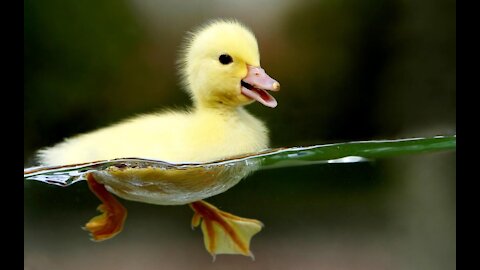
241,65,280,108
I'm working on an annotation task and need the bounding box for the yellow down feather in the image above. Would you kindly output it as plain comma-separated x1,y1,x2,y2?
37,19,269,166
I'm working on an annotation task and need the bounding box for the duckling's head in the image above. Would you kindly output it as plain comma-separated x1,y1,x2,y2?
179,19,279,109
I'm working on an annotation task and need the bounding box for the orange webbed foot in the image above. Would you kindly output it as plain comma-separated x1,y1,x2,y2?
190,200,263,259
84,173,127,241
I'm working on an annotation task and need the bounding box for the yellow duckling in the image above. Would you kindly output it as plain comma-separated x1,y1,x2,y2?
36,19,280,258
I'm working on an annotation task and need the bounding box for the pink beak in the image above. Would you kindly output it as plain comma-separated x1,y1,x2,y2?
241,65,280,108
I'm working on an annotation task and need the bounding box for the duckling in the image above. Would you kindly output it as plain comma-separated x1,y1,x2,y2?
38,20,279,166
36,19,280,258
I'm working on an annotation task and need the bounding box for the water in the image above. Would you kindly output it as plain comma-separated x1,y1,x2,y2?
24,136,456,269
24,135,455,187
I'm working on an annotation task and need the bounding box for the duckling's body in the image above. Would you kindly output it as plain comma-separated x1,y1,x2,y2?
35,19,280,258
39,107,268,165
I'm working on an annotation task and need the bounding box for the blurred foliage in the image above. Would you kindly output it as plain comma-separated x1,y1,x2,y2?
24,0,181,164
275,0,399,142
269,0,455,145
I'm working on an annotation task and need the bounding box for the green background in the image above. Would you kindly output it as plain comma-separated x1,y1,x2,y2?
24,0,455,269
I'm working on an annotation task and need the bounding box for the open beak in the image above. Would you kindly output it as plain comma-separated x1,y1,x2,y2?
241,65,280,108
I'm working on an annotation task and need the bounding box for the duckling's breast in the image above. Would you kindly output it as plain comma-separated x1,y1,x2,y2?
178,108,270,162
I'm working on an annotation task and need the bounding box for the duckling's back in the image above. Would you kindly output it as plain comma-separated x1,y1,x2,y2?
37,108,269,166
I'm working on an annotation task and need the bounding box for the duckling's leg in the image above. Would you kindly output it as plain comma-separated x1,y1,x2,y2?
83,172,127,241
190,200,263,259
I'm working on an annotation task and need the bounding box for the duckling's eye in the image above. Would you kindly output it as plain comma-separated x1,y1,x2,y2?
219,54,233,65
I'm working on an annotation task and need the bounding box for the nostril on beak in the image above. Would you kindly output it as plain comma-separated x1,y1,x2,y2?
272,82,280,91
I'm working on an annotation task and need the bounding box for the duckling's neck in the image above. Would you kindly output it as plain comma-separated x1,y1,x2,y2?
193,102,245,118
